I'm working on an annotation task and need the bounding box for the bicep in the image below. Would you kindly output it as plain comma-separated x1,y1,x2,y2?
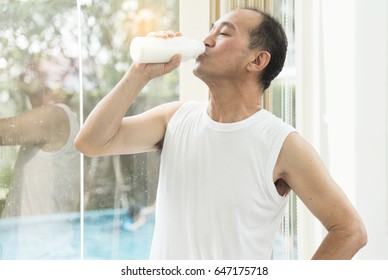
96,101,182,156
0,106,65,147
278,133,358,230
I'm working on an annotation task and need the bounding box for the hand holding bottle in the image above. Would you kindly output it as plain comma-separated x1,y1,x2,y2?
130,30,205,64
129,31,186,81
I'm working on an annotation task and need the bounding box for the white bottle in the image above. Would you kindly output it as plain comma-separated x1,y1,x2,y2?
130,36,205,64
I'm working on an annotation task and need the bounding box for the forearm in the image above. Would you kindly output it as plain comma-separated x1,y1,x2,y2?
312,223,367,260
0,121,12,145
1,106,56,147
75,48,181,156
75,65,149,155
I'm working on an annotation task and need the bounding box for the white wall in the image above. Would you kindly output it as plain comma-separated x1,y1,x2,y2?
297,0,388,259
353,0,388,260
179,0,209,101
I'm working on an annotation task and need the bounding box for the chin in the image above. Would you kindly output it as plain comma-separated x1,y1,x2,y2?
192,63,201,78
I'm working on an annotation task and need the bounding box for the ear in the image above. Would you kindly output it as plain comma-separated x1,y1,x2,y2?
246,51,271,72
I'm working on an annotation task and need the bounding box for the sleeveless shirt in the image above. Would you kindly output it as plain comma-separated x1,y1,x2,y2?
150,101,296,260
2,103,80,217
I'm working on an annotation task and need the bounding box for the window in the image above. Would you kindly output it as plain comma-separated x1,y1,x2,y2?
80,0,179,260
270,0,297,260
0,0,297,260
0,0,81,259
0,0,179,260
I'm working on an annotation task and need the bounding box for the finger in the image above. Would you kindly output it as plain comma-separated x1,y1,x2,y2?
171,54,182,65
157,31,169,39
166,30,175,38
146,31,167,38
146,31,157,37
147,30,181,39
165,54,181,72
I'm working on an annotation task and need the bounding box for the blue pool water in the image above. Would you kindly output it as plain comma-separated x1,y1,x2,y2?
0,208,154,260
1,208,296,260
83,208,155,260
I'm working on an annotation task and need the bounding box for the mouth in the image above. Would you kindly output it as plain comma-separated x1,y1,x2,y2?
196,53,206,61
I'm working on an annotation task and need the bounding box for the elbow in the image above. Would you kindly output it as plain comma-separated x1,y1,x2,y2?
329,216,368,259
347,217,368,254
356,220,368,250
74,136,90,156
74,134,100,158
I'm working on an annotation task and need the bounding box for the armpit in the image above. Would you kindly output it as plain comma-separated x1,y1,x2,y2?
274,178,291,197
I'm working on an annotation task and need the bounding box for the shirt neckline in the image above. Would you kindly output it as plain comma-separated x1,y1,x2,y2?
202,102,268,132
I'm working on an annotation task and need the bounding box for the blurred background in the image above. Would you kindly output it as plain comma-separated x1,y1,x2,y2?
0,0,387,260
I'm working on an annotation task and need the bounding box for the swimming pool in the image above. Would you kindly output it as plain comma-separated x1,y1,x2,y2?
83,208,154,260
0,208,295,260
0,208,154,260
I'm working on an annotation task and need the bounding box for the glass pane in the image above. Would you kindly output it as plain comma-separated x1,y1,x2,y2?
80,0,179,259
0,0,81,259
270,0,298,259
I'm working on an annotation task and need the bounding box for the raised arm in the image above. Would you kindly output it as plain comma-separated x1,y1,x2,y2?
75,41,182,157
0,105,70,152
274,132,367,259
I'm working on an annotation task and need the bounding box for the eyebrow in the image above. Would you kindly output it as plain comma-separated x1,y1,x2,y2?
210,21,237,31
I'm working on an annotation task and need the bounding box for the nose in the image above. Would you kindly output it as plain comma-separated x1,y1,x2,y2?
203,33,215,48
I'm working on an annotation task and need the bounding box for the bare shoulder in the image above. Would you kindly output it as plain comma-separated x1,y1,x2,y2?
275,131,367,259
159,100,184,123
100,100,184,155
136,100,184,123
275,132,322,177
274,131,335,198
132,100,184,133
275,132,347,213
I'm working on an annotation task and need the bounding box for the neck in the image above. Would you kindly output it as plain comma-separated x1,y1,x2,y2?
207,80,264,123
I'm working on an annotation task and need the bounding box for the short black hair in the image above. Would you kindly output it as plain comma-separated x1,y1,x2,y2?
243,8,288,91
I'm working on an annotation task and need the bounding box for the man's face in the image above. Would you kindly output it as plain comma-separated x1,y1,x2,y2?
193,9,262,83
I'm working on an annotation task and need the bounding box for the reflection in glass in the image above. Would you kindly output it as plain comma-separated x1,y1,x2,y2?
271,0,298,259
80,0,179,259
0,0,295,260
0,0,81,259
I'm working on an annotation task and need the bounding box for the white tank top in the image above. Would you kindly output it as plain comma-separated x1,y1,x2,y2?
2,103,80,217
150,101,297,260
